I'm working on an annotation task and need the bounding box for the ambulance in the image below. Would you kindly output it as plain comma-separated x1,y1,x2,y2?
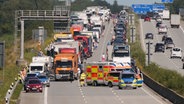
85,62,117,86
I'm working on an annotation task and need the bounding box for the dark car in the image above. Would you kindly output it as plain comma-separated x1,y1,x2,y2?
155,43,165,53
144,16,151,22
162,34,168,41
25,79,43,93
112,38,125,45
164,37,175,49
156,22,162,28
145,33,154,39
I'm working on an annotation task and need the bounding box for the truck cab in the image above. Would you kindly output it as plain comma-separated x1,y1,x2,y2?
54,53,78,81
29,62,47,74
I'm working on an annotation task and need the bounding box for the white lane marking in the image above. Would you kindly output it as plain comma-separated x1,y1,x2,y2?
78,85,88,104
180,26,184,33
110,88,124,104
151,20,180,69
141,87,163,104
44,86,48,104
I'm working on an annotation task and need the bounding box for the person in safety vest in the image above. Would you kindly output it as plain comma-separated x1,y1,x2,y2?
80,72,86,87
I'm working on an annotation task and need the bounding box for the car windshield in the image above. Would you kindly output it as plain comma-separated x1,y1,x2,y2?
37,76,47,79
28,80,41,84
173,48,181,51
56,61,72,68
122,74,134,79
27,74,37,78
30,66,43,71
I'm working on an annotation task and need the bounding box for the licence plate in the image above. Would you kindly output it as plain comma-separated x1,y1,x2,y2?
32,88,37,90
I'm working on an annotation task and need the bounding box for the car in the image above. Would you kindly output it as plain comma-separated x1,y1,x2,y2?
144,16,151,22
24,77,39,90
156,22,162,28
170,47,182,59
37,74,50,87
156,15,162,22
25,79,43,93
158,24,167,34
164,37,175,49
145,33,154,39
155,43,165,53
162,34,168,41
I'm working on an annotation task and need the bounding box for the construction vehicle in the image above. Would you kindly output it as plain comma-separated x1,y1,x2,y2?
54,48,78,81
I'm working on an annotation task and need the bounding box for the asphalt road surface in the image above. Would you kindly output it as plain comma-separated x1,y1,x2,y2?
140,19,184,76
19,20,171,104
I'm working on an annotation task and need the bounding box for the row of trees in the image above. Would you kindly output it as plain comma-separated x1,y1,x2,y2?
0,0,183,37
0,0,123,38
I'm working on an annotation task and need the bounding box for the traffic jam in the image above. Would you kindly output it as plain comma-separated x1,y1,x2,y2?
22,6,144,93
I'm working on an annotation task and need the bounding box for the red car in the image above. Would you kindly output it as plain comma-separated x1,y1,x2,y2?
144,16,151,22
25,79,43,93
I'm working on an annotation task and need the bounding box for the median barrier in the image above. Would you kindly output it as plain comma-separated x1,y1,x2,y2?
143,72,184,104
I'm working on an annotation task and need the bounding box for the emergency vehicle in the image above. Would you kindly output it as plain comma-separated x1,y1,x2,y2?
85,62,117,86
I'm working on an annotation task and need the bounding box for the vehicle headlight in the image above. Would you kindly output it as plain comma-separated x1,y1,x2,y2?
133,80,137,84
27,85,30,88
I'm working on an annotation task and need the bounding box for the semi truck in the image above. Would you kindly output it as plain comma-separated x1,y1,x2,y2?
170,14,180,28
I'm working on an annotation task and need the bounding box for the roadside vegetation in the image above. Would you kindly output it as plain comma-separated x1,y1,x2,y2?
130,14,184,97
1,0,184,103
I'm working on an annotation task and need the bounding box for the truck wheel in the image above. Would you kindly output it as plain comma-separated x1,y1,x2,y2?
118,86,122,89
108,82,113,88
93,81,98,86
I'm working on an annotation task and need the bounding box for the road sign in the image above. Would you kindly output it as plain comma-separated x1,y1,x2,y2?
0,41,5,68
132,4,165,14
162,0,173,3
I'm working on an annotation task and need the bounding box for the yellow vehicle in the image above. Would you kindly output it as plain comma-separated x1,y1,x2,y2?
54,32,73,42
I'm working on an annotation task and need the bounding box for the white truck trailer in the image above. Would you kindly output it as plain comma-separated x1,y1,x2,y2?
170,14,180,28
162,10,170,20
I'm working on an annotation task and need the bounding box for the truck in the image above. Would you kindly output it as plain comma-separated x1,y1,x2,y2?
53,32,74,42
74,34,93,58
28,62,47,74
32,56,54,70
54,49,78,81
162,10,170,20
170,14,180,28
112,44,131,64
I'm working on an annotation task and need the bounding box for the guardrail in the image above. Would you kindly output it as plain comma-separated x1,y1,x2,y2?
143,72,184,104
4,77,19,104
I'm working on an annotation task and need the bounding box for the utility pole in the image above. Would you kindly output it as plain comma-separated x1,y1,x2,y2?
146,41,152,65
130,26,136,43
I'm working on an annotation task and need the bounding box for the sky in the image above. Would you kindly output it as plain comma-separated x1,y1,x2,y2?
105,0,162,6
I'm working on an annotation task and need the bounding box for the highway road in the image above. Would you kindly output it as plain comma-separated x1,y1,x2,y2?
19,20,171,104
140,18,184,76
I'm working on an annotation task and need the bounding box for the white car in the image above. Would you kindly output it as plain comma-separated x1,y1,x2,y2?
158,24,167,34
170,47,182,59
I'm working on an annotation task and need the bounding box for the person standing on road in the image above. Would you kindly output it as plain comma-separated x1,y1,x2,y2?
101,53,106,62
